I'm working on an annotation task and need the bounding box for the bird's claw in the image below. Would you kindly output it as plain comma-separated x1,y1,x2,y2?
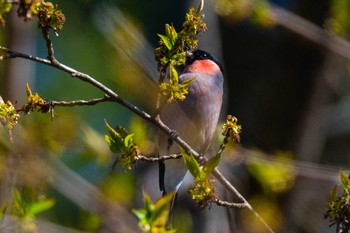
167,130,178,150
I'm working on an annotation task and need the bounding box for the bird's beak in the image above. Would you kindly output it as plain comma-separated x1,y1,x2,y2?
185,50,193,58
185,50,194,65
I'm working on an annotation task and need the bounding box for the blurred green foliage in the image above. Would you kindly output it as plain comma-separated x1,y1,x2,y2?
215,0,274,27
240,196,283,233
247,152,295,193
0,0,11,25
133,192,175,233
328,0,350,36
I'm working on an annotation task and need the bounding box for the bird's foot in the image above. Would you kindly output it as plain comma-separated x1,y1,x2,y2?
167,130,178,150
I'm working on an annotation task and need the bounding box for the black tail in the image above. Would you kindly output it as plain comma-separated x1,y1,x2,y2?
158,159,178,229
159,159,165,193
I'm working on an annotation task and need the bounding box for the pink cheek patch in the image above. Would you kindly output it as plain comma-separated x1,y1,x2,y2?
184,60,221,76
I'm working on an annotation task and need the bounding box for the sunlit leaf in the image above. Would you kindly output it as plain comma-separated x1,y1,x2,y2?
104,135,119,153
202,154,221,178
180,77,195,87
153,192,175,229
28,199,55,216
330,185,339,201
181,148,201,179
143,192,153,215
124,133,134,147
340,170,350,194
247,152,295,193
165,24,178,48
158,34,172,50
132,209,147,220
169,64,179,84
133,192,176,232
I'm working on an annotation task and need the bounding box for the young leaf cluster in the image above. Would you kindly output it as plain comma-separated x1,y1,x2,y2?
0,0,65,34
133,192,176,233
0,0,12,25
324,170,350,232
215,0,274,27
10,189,55,219
104,120,140,171
222,115,242,143
155,6,206,103
158,65,195,101
0,189,55,233
0,96,20,130
36,1,65,34
21,83,51,115
181,148,221,209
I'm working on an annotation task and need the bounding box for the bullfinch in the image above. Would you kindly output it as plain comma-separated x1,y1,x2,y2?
158,49,224,222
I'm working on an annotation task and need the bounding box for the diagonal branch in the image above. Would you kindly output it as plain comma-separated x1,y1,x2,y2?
270,3,350,60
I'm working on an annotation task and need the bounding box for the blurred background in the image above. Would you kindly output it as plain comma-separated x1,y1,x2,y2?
1,0,350,232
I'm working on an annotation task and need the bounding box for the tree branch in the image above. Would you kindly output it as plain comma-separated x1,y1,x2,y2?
51,95,113,107
136,153,182,162
213,197,247,208
41,28,59,65
270,3,350,60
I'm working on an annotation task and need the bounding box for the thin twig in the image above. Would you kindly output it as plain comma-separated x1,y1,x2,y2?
41,28,59,65
51,95,113,107
213,197,247,208
136,153,182,162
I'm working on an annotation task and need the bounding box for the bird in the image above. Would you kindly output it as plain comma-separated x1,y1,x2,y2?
158,49,224,224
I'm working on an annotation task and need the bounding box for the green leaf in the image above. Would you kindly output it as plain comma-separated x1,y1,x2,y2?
132,209,147,220
169,64,179,84
165,24,178,48
340,170,350,194
153,192,174,218
202,154,221,178
153,192,175,228
143,192,154,215
0,1,12,25
158,34,172,50
181,148,201,179
134,192,176,232
170,52,186,66
28,199,55,217
13,189,22,205
330,185,339,201
180,77,195,89
104,119,129,153
104,135,120,153
124,133,134,148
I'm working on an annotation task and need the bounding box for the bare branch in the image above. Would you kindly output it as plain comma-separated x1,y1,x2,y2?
213,197,247,208
136,153,182,162
270,3,350,60
41,28,59,65
51,96,113,107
